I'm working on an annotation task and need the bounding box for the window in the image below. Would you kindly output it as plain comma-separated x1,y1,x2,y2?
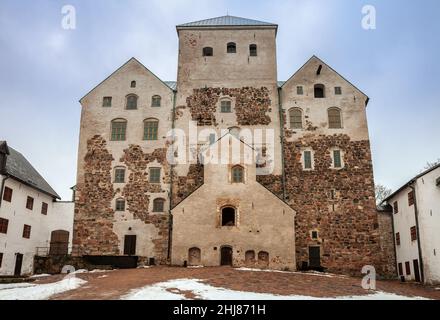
144,119,159,140
126,94,138,110
232,165,244,183
396,232,400,246
114,167,126,183
311,231,318,239
227,42,236,53
334,87,342,95
314,84,325,98
393,201,399,214
41,202,48,215
2,186,12,202
0,218,8,234
23,224,31,239
249,44,257,56
0,252,2,268
115,199,125,211
297,86,303,95
149,167,161,183
153,198,165,212
328,107,342,129
130,81,136,88
221,207,236,226
410,226,417,241
151,95,161,107
220,100,232,113
303,150,312,170
333,150,342,168
111,119,127,141
289,108,303,129
398,263,403,276
102,97,112,107
408,191,414,206
26,196,34,210
203,47,213,57
405,261,411,275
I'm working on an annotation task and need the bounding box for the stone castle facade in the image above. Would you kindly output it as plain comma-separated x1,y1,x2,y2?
72,16,395,275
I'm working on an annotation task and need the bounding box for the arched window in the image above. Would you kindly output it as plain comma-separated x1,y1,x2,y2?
126,94,138,109
130,81,136,88
203,47,213,57
231,165,244,183
249,44,257,56
115,198,125,211
328,107,342,129
153,198,165,212
114,167,126,183
221,207,236,226
227,42,236,53
111,119,127,141
314,84,325,98
289,108,303,129
151,95,161,107
144,118,159,140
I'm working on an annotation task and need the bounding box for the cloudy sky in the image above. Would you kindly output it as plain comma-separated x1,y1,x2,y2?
0,0,439,200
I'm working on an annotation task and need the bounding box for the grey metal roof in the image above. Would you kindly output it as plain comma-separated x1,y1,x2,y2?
164,81,177,91
4,145,60,199
177,15,277,28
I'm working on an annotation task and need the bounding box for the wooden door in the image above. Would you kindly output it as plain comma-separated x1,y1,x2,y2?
413,259,421,282
14,253,23,276
49,230,69,255
309,246,321,268
124,235,137,256
220,246,233,266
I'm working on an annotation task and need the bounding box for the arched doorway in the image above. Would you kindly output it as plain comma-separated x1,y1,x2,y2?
188,247,201,266
220,246,233,266
49,230,69,255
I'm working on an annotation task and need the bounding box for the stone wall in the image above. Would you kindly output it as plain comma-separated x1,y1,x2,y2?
377,211,397,277
172,163,204,207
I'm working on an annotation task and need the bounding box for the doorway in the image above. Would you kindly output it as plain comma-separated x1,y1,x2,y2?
413,259,421,282
14,253,23,276
308,246,321,269
124,235,137,256
220,246,233,266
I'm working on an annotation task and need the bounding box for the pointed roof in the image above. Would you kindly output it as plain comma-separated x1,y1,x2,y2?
177,15,277,29
3,144,60,199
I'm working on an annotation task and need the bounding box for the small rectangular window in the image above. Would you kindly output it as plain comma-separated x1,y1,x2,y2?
3,187,13,202
114,168,126,183
149,168,161,183
303,151,312,169
249,44,257,56
396,232,400,246
115,199,125,211
333,150,342,168
334,87,342,95
41,202,48,215
23,224,31,239
405,261,411,275
0,218,9,234
408,191,414,206
102,97,112,107
311,231,318,239
297,86,303,95
153,199,164,212
220,100,232,113
398,263,403,276
26,196,34,210
393,201,399,214
410,226,417,241
0,252,3,268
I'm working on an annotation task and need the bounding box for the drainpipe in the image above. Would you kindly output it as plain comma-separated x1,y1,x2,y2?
0,175,9,208
410,183,425,283
277,87,287,201
167,89,177,261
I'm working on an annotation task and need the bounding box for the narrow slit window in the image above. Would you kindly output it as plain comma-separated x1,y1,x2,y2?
303,151,312,169
333,150,342,168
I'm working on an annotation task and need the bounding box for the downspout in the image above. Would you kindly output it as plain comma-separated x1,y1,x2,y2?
410,183,425,283
167,89,177,261
277,87,287,201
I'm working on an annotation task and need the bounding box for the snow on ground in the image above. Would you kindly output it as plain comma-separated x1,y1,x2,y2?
122,278,429,300
236,267,346,278
0,276,86,300
30,274,51,278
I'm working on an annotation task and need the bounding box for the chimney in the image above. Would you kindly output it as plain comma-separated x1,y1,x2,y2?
0,141,10,174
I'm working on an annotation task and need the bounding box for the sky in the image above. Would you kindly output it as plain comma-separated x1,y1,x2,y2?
0,0,439,200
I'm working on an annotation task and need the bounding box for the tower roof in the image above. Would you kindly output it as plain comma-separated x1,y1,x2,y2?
177,15,277,29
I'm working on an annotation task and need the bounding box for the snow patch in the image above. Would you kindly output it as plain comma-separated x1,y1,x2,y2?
0,276,86,300
121,278,429,300
30,274,51,278
236,267,344,278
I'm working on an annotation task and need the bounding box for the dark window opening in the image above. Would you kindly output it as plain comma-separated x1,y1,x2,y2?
311,231,318,239
410,226,417,241
408,191,415,206
393,201,399,214
124,235,136,256
153,198,165,212
314,84,325,98
335,87,342,95
398,263,403,276
227,42,236,53
23,224,31,239
3,187,12,202
115,199,125,211
41,202,48,215
114,168,126,183
152,95,161,107
221,207,236,226
130,81,136,88
0,218,9,234
405,261,411,275
203,47,213,57
102,96,112,107
297,86,303,95
26,196,34,210
0,252,3,268
249,44,257,56
126,94,138,110
333,150,342,168
396,232,400,245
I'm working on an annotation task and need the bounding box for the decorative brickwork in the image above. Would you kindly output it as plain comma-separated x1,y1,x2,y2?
186,87,272,126
73,135,119,255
